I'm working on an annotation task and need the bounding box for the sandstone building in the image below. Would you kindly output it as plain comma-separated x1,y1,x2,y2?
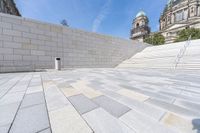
130,11,151,42
0,0,20,16
160,0,200,43
131,0,200,43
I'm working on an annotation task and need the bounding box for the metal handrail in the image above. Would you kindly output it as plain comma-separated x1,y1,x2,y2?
174,35,191,69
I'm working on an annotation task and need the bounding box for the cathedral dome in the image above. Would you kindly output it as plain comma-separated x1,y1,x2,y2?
136,11,146,18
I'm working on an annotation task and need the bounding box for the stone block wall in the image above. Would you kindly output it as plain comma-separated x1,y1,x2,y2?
0,13,148,72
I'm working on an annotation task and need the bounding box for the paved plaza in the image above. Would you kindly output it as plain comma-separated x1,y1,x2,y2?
0,68,200,133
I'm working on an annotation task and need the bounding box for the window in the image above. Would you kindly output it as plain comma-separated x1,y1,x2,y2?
175,10,184,22
168,16,170,22
191,7,194,13
183,9,188,20
136,23,139,28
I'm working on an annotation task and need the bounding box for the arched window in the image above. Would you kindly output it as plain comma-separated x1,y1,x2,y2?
191,7,194,13
136,23,139,28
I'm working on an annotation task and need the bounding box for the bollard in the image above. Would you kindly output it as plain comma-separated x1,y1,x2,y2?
55,57,61,70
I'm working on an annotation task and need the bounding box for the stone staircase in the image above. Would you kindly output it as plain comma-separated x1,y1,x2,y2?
117,39,200,70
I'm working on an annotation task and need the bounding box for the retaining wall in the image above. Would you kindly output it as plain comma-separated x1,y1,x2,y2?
0,13,148,72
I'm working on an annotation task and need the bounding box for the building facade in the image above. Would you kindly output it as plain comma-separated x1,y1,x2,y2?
0,0,20,16
130,11,151,42
159,0,200,43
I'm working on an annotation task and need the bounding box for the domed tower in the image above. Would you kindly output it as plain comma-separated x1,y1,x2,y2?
130,11,151,42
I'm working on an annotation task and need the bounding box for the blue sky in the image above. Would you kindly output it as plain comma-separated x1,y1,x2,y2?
15,0,168,39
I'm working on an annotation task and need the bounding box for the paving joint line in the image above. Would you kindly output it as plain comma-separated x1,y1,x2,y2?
0,74,25,99
41,73,53,133
7,73,33,133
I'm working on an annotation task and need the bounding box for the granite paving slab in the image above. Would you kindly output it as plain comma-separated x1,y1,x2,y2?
120,84,174,103
146,98,200,118
9,104,50,133
93,95,131,118
20,92,45,108
0,76,23,98
119,97,165,121
161,112,199,133
0,102,20,126
60,86,81,97
174,100,200,112
0,92,24,106
49,105,92,133
83,108,136,133
43,84,70,111
117,89,149,102
26,85,43,94
68,94,99,114
120,110,180,133
0,124,10,133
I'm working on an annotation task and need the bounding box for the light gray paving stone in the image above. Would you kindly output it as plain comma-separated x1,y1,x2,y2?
56,81,71,89
146,98,200,118
100,89,123,100
68,94,99,114
0,92,24,106
119,110,180,133
21,92,45,108
83,108,136,133
0,77,11,86
119,97,165,121
87,83,105,90
49,105,92,133
174,100,200,112
92,96,131,118
159,91,200,103
0,102,20,126
120,85,174,103
10,104,50,133
44,85,70,111
26,86,43,94
9,85,28,93
29,80,42,87
181,91,200,99
0,124,10,133
0,76,22,98
102,84,121,91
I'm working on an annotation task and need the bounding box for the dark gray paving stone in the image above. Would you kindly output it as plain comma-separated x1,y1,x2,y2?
93,96,131,118
9,104,50,133
21,92,45,108
68,94,99,114
146,98,200,117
